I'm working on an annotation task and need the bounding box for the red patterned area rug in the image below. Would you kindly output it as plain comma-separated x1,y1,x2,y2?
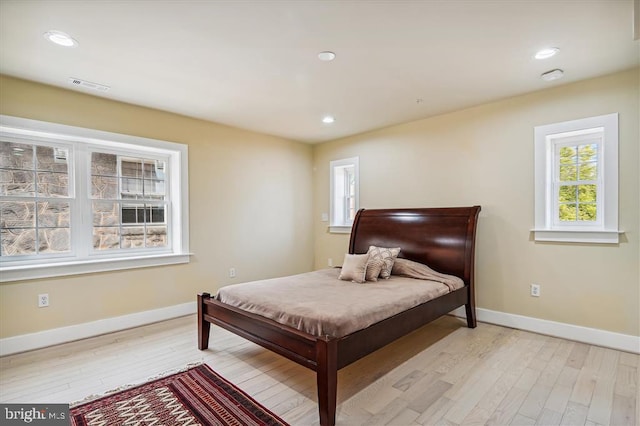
70,364,289,426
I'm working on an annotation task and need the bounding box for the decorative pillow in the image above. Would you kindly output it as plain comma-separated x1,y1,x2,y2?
367,246,401,279
338,253,369,283
365,258,385,282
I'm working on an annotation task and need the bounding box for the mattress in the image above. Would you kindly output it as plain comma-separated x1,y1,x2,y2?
216,267,463,338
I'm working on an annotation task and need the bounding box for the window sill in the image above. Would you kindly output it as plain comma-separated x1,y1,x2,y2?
329,225,352,234
531,229,623,244
0,253,193,282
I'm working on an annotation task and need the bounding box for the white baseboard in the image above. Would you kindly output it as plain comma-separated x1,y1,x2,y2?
451,306,640,354
0,302,196,357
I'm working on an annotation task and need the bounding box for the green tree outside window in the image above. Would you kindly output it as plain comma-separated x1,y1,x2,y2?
558,144,597,222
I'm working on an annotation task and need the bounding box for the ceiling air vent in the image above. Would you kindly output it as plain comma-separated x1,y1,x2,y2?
68,77,110,92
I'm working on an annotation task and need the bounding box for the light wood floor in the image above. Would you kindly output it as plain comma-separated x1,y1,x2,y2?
0,315,637,425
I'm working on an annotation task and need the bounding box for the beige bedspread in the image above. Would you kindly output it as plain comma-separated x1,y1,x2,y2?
216,268,463,338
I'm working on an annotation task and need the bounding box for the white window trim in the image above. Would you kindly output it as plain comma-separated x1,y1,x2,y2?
329,156,359,234
533,113,622,244
0,115,190,282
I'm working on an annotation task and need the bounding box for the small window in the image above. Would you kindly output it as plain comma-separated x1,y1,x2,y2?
554,136,599,226
533,113,620,243
329,157,359,233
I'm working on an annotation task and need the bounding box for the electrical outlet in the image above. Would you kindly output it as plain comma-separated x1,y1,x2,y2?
38,293,49,307
530,284,541,297
328,258,333,267
229,268,236,278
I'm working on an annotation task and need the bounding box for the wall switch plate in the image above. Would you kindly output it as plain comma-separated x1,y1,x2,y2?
321,213,329,222
328,258,333,267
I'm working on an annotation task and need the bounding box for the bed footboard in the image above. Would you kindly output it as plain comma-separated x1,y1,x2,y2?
198,292,340,425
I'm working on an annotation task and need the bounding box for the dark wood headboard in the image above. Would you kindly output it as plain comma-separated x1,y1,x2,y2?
349,206,481,286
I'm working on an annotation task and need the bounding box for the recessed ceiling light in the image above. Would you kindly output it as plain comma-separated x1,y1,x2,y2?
322,116,335,124
541,69,564,81
318,51,336,61
43,30,78,47
535,47,559,59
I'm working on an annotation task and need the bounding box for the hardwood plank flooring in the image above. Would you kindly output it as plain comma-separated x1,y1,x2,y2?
0,315,637,426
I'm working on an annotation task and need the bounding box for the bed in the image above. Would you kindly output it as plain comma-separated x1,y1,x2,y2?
198,206,481,426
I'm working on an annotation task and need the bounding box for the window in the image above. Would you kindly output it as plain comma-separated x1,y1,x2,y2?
554,137,599,225
91,153,168,250
329,157,359,233
0,142,73,257
0,115,190,281
533,113,620,243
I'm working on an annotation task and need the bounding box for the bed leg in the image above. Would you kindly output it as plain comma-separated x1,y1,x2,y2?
198,293,211,350
316,337,338,426
465,301,477,328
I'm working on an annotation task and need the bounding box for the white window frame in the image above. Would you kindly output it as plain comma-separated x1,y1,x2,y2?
533,113,621,243
0,115,190,281
329,157,359,233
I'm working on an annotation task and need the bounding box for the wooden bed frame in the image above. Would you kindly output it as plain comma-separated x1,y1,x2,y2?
198,206,481,426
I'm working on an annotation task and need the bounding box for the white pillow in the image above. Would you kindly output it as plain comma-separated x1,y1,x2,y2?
338,253,369,283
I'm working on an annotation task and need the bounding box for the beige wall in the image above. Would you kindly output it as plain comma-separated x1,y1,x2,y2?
313,68,639,336
0,75,314,338
2,68,638,341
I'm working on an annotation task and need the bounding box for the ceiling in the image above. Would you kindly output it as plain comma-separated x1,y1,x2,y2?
0,1,638,143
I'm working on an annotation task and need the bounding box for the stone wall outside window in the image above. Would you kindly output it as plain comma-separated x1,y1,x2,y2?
1,144,166,256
